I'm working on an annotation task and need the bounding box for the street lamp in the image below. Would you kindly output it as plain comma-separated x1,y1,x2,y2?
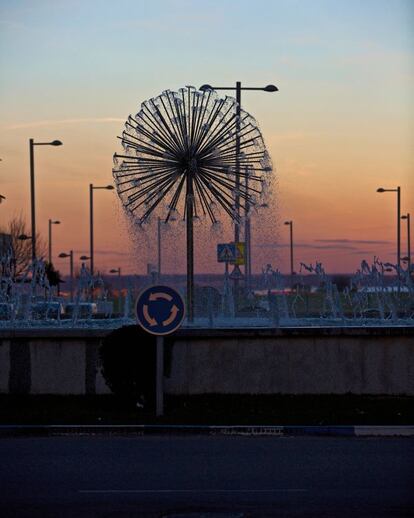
80,255,91,272
199,82,278,292
58,251,74,301
89,184,114,275
48,219,61,264
377,187,401,271
18,234,32,241
29,139,62,261
0,194,5,204
284,220,294,276
401,213,411,274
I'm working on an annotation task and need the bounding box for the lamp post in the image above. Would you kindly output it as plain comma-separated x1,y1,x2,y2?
401,213,411,274
89,184,114,276
29,139,62,261
377,187,401,272
199,83,278,293
59,250,74,301
284,220,294,276
48,219,61,264
80,255,91,273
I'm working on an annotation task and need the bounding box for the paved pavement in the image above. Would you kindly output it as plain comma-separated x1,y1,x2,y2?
0,436,413,517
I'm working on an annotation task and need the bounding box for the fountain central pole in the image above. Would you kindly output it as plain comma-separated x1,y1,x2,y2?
186,172,194,322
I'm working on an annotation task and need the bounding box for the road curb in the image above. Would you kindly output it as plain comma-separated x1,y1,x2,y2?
0,424,413,437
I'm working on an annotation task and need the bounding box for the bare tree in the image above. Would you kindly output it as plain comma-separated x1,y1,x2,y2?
0,214,46,278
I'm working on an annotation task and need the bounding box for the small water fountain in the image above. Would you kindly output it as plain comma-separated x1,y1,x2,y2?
1,246,413,329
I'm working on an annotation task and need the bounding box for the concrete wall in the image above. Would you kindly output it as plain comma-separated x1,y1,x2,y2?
0,327,413,395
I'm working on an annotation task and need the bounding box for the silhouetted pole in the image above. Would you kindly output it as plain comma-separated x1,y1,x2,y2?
69,251,73,301
234,82,241,298
30,140,35,261
402,213,411,274
284,220,294,276
397,186,401,273
377,186,401,274
48,219,60,264
29,139,62,261
157,217,162,282
186,175,194,322
89,184,114,276
89,184,94,275
244,168,251,290
59,250,74,301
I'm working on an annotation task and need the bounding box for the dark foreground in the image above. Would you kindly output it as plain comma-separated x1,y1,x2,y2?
1,394,413,425
0,436,412,517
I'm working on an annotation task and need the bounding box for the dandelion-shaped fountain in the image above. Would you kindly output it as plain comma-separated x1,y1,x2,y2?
113,86,273,321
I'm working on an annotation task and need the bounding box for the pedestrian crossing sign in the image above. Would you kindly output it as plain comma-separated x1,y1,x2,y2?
217,243,236,263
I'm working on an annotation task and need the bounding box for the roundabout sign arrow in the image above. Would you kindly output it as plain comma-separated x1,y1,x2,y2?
136,285,185,336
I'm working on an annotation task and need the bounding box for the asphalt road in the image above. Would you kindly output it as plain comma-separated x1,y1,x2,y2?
0,436,413,517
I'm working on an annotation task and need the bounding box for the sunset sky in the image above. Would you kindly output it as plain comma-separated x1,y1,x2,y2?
1,0,413,275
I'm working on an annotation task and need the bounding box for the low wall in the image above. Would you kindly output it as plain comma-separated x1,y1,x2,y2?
0,327,413,395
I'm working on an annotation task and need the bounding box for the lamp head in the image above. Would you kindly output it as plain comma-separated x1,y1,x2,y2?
199,84,213,92
51,140,63,146
109,269,118,273
53,220,61,224
18,234,31,241
106,185,115,190
401,215,408,220
263,84,278,92
377,188,385,193
58,252,69,258
284,221,291,225
80,255,90,260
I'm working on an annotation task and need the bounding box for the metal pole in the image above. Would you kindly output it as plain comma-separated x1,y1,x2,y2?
186,175,194,322
397,186,401,272
156,336,164,416
48,219,52,264
157,217,161,282
244,167,251,291
407,214,411,275
290,222,294,276
234,82,241,301
235,82,241,243
89,184,94,276
29,139,36,261
69,250,74,302
246,217,251,291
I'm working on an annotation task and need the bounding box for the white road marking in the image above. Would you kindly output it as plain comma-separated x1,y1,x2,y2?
79,489,307,494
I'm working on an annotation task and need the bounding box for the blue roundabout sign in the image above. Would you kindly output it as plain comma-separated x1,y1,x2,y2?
136,285,185,336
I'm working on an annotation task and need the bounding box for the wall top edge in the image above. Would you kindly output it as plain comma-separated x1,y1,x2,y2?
0,325,414,339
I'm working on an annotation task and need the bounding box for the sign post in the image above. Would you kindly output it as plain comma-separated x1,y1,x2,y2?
156,336,164,416
136,285,185,416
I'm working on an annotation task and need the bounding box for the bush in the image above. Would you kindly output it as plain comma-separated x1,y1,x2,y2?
99,325,156,406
